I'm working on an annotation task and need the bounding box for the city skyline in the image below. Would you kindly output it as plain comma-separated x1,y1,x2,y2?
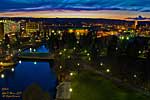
0,0,150,19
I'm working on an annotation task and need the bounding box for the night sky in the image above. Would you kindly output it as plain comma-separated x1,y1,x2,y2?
0,0,150,19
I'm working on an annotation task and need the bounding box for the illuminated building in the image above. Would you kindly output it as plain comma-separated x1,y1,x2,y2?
0,20,20,41
134,20,138,29
26,22,40,33
68,28,88,36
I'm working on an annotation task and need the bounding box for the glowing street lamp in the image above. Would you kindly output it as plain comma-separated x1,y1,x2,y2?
54,33,57,36
59,52,62,55
77,63,80,66
88,57,91,61
120,36,124,40
19,60,22,64
59,65,62,69
1,74,5,79
7,44,10,48
100,62,103,66
18,49,21,52
33,49,36,52
30,48,32,52
58,31,61,34
87,53,90,56
52,30,55,33
69,88,73,92
10,54,13,57
133,74,137,78
106,69,110,73
67,56,71,59
73,47,76,50
70,72,73,76
84,50,87,53
64,48,67,52
126,37,129,40
11,68,15,72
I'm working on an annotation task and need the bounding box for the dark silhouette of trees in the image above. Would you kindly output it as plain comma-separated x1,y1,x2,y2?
4,34,10,45
23,84,51,100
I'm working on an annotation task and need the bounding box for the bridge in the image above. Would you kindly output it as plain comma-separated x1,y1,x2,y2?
17,52,55,62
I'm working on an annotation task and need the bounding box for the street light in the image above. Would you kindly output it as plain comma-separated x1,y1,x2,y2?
87,53,90,56
30,48,32,52
100,62,103,66
59,52,62,55
58,31,61,34
120,36,124,40
106,69,110,73
18,49,21,52
69,88,73,92
54,33,57,36
19,60,22,64
88,57,91,61
70,72,73,76
33,49,36,52
64,48,67,52
7,44,10,48
10,54,13,57
1,74,5,79
84,50,87,53
11,68,15,72
73,47,76,50
133,74,137,78
126,37,129,40
67,56,71,59
59,65,62,69
52,30,55,33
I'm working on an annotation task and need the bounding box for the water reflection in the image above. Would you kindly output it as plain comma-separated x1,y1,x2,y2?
24,45,49,53
0,61,57,99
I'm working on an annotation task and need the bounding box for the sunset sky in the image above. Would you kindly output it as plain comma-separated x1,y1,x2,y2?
0,0,150,19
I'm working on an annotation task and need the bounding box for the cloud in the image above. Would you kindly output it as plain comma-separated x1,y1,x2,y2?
0,0,150,12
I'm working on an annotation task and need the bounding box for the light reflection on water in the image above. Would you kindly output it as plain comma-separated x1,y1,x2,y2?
24,45,49,53
0,45,57,99
0,61,57,99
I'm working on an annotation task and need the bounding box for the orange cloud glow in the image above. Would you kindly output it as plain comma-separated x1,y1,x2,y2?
0,10,150,20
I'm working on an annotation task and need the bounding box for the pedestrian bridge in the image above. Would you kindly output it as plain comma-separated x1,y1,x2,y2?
17,52,55,61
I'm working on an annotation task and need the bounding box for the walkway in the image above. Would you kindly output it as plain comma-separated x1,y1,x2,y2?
17,52,55,61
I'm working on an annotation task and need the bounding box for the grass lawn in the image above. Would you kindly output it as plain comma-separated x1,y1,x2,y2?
71,71,148,100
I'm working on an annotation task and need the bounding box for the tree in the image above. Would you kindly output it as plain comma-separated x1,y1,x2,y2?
22,84,51,100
